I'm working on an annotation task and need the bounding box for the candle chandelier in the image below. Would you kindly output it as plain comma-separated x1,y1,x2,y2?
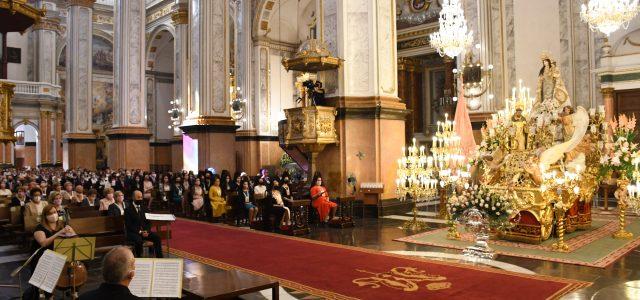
167,98,183,130
429,0,473,59
580,0,640,36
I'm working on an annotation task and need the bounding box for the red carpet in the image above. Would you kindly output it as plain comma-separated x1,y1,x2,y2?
169,219,589,300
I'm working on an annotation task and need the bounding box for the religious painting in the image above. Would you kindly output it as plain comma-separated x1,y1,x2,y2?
7,47,21,64
92,81,113,128
410,0,431,12
92,36,113,73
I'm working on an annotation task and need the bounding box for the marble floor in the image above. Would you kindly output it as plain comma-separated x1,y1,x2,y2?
0,216,638,299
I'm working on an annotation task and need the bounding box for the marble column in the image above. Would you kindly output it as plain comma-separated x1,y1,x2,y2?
602,87,615,123
63,0,96,170
38,111,52,166
180,0,237,172
55,112,63,166
170,0,188,172
318,0,405,204
33,2,59,167
106,0,150,170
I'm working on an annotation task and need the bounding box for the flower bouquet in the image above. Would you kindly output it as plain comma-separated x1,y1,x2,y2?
447,185,517,230
599,114,639,180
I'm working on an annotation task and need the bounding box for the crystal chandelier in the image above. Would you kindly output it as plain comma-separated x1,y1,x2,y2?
429,0,473,59
580,0,640,36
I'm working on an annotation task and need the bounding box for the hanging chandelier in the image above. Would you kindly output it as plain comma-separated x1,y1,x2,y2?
429,0,473,59
580,0,640,36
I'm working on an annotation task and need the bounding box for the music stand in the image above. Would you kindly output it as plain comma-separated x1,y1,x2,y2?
54,237,95,299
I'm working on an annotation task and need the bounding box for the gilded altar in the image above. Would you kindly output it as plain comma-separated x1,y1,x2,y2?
472,54,604,244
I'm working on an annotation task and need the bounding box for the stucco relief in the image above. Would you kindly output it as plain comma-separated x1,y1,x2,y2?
347,11,370,95
190,0,201,117
128,0,143,125
212,0,226,114
377,0,396,95
259,47,269,133
77,9,90,132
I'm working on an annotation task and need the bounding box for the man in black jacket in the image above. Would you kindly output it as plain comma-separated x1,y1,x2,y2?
79,246,140,300
124,190,163,258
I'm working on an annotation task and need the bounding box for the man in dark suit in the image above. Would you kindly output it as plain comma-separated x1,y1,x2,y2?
79,246,140,300
124,190,163,258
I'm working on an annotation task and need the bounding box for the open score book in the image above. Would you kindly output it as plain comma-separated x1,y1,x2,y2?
128,258,184,298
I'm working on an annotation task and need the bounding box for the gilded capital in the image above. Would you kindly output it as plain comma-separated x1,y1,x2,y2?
66,0,95,8
32,17,61,32
171,9,188,25
601,87,615,98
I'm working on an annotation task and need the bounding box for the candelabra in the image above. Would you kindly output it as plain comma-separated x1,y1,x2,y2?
230,86,246,121
616,158,640,239
452,50,494,111
396,138,438,231
431,113,471,239
541,165,582,252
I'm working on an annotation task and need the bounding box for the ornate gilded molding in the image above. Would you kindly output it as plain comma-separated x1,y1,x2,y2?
601,87,615,97
32,17,61,32
0,81,16,143
171,9,188,25
146,2,173,24
0,0,46,32
181,116,237,127
66,0,95,8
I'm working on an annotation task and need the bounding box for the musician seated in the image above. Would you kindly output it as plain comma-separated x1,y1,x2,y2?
25,205,76,299
108,191,129,216
310,175,337,223
31,204,76,271
125,191,163,258
24,188,49,232
82,189,99,207
79,246,140,300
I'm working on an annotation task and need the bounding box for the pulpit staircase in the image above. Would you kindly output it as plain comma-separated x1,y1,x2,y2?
278,120,310,173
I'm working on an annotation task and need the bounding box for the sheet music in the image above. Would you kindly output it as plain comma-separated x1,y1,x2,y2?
28,250,67,293
129,258,183,298
129,259,153,297
145,213,176,221
150,259,183,298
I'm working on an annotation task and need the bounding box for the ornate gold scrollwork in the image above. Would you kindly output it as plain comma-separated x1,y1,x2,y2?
353,267,451,293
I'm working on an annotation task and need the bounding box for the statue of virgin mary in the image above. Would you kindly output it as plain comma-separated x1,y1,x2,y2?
531,53,571,124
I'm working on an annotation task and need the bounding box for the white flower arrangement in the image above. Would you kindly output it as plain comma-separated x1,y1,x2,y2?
447,185,516,228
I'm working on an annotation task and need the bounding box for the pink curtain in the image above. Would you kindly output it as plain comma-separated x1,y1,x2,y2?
454,83,477,158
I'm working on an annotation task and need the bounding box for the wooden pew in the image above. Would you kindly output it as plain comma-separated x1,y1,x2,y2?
67,206,102,218
68,216,126,254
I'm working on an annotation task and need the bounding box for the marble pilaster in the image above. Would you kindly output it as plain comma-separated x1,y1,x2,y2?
172,0,189,137
32,1,60,85
319,0,405,202
106,0,150,170
63,0,96,170
181,0,236,172
38,111,52,166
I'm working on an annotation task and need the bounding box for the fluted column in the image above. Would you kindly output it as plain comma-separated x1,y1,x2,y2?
55,112,63,165
63,0,96,170
170,0,188,171
38,111,51,166
106,0,150,170
180,0,236,172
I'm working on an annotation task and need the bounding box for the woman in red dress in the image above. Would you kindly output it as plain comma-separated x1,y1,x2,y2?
310,175,337,222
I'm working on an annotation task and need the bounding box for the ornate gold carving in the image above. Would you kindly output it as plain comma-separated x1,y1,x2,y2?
353,267,451,292
284,106,338,146
0,0,46,30
171,10,188,25
32,17,61,32
181,115,236,127
66,0,95,8
0,81,16,143
146,3,173,24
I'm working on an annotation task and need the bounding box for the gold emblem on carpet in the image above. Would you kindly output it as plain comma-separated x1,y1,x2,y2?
352,267,451,292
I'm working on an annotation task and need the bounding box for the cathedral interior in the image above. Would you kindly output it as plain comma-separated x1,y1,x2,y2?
1,0,640,299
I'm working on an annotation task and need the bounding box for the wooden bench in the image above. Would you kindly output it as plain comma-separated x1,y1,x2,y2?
68,216,126,254
67,206,102,218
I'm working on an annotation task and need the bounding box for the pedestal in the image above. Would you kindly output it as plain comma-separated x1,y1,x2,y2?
63,133,96,170
171,136,183,172
180,117,238,173
105,127,151,170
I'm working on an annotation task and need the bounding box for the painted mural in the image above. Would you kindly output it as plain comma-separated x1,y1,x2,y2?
92,36,113,72
57,35,114,73
92,81,113,128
